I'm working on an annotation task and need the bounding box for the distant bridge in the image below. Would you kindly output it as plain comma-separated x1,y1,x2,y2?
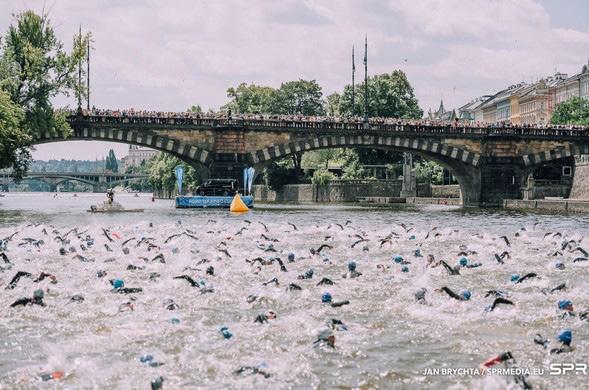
0,171,148,192
29,112,589,206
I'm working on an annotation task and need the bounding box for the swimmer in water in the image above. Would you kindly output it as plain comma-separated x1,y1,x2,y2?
254,311,277,324
440,261,460,275
415,288,427,303
513,272,538,284
485,297,514,312
10,289,45,308
342,261,362,279
438,286,471,301
482,351,531,389
536,329,575,354
313,328,335,348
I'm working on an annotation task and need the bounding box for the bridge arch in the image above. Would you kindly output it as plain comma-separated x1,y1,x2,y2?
33,127,212,175
249,134,482,205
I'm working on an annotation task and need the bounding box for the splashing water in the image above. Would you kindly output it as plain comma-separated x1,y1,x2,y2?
0,193,588,389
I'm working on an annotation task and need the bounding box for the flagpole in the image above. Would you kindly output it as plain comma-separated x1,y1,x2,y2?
363,34,368,124
352,45,355,116
87,34,90,110
77,25,82,112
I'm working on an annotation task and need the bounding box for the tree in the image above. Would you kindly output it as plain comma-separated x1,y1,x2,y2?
0,10,89,178
325,92,341,116
414,160,444,185
105,149,118,172
224,83,275,114
269,79,325,116
550,96,589,126
0,89,29,178
339,70,422,118
188,104,203,113
148,153,200,197
263,160,298,191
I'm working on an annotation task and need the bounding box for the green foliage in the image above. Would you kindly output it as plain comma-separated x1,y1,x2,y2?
0,89,29,178
550,96,589,125
104,149,118,173
224,83,275,114
188,105,203,113
0,10,89,177
263,161,297,191
339,149,366,179
311,169,335,186
325,92,340,116
385,163,402,178
269,79,325,116
339,70,423,118
302,148,343,169
147,153,199,195
414,160,444,185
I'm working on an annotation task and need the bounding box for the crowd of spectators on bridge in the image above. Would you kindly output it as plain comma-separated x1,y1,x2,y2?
61,108,589,133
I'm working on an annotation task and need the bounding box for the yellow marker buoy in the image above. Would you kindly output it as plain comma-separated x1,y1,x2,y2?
230,193,249,212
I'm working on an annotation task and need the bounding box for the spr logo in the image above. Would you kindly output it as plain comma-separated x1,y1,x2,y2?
549,363,588,375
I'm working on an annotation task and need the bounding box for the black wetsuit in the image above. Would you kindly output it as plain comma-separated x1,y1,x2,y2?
10,297,45,307
487,297,513,311
441,287,466,301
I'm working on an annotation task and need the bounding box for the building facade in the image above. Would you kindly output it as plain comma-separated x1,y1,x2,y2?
580,62,589,100
120,145,159,172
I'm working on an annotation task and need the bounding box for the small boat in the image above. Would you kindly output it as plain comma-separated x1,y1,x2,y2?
87,201,144,213
175,195,254,208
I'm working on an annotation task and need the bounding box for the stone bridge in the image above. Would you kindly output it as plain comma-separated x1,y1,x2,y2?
31,114,589,206
0,171,148,192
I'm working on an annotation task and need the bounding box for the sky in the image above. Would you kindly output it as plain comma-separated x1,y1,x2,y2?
1,0,588,160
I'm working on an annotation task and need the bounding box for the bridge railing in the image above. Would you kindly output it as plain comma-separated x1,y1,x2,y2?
66,115,589,138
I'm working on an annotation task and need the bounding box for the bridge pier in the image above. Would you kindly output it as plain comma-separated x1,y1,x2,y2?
478,158,526,206
400,153,417,198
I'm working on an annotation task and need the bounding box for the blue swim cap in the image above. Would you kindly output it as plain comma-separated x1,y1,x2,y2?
140,354,154,363
348,261,357,271
415,288,427,301
555,261,565,270
459,257,468,266
220,326,233,339
510,274,520,282
409,235,416,240
558,300,573,310
401,265,409,272
322,292,332,303
305,268,314,278
169,317,180,324
393,255,404,263
113,279,124,289
461,289,471,300
33,289,44,300
287,252,295,262
414,249,422,257
557,329,572,345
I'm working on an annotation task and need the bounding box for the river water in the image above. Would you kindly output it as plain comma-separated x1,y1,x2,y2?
0,193,588,389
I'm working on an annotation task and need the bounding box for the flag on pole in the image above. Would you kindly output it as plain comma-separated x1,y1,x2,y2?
174,165,184,195
247,167,255,194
